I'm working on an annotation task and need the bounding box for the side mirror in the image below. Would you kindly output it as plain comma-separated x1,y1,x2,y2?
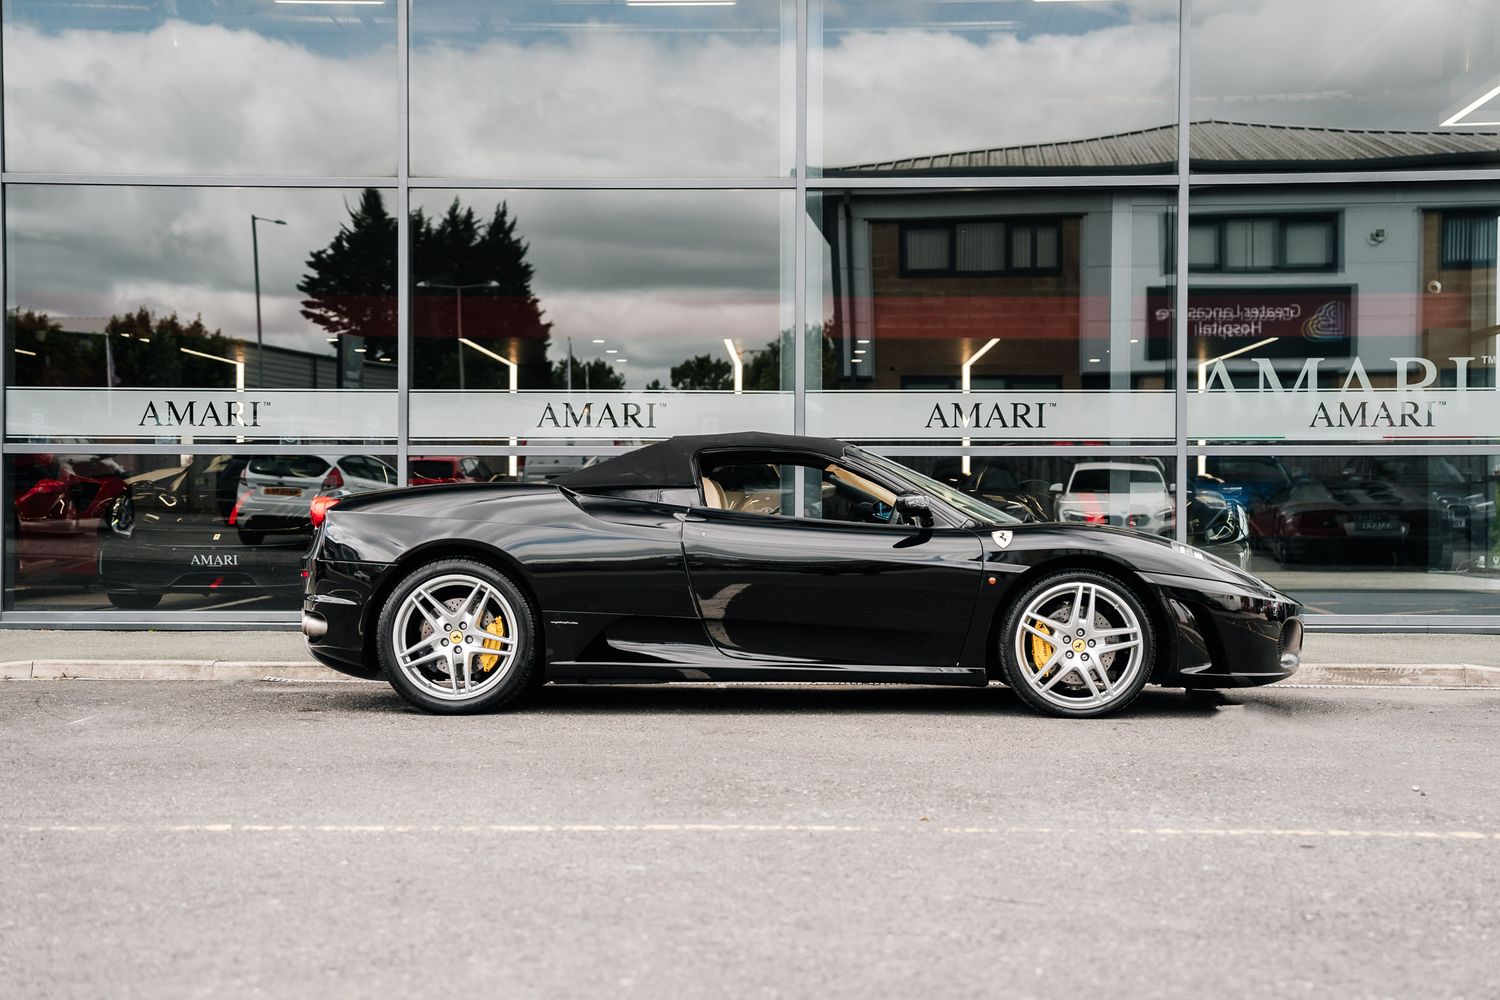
1049,482,1063,493
1168,482,1177,494
895,493,933,525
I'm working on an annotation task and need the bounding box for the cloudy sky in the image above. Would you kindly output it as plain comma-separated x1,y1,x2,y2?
4,0,1497,390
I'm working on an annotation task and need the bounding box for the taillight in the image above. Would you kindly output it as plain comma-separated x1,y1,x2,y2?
322,466,344,490
309,493,340,527
227,490,250,526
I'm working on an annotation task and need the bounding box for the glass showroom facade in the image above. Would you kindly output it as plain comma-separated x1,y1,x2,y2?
2,0,1499,629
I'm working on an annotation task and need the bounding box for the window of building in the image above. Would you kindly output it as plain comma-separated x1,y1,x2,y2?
899,219,1063,277
1188,215,1338,272
1440,212,1499,268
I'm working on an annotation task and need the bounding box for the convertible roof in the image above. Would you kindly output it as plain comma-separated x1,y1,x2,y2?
553,432,850,491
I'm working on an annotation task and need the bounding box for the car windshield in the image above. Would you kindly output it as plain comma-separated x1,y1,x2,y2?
1069,468,1162,493
852,449,1021,525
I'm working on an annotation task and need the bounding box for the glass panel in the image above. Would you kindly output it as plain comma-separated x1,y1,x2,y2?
6,186,398,445
408,190,793,445
3,1,396,176
877,452,1259,554
411,0,792,178
905,227,951,271
1190,0,1500,171
1187,183,1500,445
956,223,1004,273
5,451,396,612
1188,224,1219,269
812,1,1179,177
1223,219,1277,270
1196,452,1500,616
1283,221,1334,269
809,188,1177,447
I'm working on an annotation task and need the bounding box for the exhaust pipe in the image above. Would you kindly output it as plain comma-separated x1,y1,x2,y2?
301,613,328,640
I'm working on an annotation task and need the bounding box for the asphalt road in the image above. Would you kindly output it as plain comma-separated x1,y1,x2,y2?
3,680,1499,1000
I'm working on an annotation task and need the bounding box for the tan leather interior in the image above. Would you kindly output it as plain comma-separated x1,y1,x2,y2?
824,464,897,505
701,476,727,509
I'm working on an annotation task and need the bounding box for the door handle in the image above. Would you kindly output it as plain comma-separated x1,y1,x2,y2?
675,510,708,523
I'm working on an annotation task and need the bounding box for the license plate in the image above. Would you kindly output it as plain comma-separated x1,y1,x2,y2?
262,487,302,497
1352,516,1396,532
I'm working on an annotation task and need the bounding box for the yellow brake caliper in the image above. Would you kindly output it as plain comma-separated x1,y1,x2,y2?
1029,619,1055,675
478,614,507,672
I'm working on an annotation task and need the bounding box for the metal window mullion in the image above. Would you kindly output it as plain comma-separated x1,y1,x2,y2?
396,0,411,486
0,173,396,188
791,0,808,517
1173,0,1191,544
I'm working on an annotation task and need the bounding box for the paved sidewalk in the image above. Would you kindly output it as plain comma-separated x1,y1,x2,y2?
0,628,1496,686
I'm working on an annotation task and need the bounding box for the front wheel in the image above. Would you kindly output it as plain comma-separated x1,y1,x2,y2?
998,570,1156,718
375,557,538,714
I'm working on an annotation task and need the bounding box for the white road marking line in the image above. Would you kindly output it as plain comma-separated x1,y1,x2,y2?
66,716,96,725
3,823,1498,840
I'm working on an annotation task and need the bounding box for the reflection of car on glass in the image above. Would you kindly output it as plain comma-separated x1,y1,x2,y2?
1338,456,1484,566
1245,469,1456,568
409,456,495,486
99,456,306,610
11,454,128,582
303,432,1302,719
231,454,397,544
1052,462,1176,535
961,463,1051,522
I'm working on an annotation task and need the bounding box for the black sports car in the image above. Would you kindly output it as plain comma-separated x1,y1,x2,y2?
302,432,1303,718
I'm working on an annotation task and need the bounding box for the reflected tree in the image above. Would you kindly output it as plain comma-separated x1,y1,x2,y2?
298,189,553,389
7,307,242,388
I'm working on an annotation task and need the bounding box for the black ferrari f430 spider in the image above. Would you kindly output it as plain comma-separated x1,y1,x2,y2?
302,432,1303,718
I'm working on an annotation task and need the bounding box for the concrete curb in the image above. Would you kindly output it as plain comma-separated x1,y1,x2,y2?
0,660,345,682
3,659,1500,687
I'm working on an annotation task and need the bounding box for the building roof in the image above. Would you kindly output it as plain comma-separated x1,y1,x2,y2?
830,120,1500,176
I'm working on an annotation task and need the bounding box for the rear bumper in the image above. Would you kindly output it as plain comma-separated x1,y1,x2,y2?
301,557,391,679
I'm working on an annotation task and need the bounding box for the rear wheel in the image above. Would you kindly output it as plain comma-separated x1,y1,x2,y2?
999,570,1156,718
376,557,538,714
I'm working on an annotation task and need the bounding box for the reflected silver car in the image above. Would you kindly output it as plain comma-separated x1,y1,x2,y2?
231,454,396,544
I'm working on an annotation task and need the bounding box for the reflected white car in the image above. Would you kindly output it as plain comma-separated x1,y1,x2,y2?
231,454,397,544
1052,461,1176,535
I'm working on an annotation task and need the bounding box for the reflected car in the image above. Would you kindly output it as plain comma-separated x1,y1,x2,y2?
11,454,128,582
961,463,1051,522
409,456,495,486
99,456,306,610
1052,462,1176,535
302,431,1303,719
1249,474,1450,568
231,454,397,545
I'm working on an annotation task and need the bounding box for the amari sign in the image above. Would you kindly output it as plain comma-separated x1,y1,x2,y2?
5,389,396,441
1187,356,1500,441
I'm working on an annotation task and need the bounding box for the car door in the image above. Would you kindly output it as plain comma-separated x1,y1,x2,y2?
681,454,985,667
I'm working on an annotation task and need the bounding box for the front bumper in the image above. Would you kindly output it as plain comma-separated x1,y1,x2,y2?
1142,571,1303,689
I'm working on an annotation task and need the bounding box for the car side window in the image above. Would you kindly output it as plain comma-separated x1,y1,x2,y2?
699,457,901,527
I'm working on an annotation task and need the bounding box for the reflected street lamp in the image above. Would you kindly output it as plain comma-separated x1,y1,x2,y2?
251,214,287,388
959,337,1000,475
417,279,500,391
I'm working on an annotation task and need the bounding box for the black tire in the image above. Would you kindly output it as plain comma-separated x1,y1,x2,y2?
998,569,1156,719
375,557,539,714
107,591,163,610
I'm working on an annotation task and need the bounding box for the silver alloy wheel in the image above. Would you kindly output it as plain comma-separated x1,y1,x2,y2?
1013,580,1145,712
389,572,520,702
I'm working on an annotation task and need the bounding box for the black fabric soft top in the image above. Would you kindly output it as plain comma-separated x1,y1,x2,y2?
552,432,850,491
